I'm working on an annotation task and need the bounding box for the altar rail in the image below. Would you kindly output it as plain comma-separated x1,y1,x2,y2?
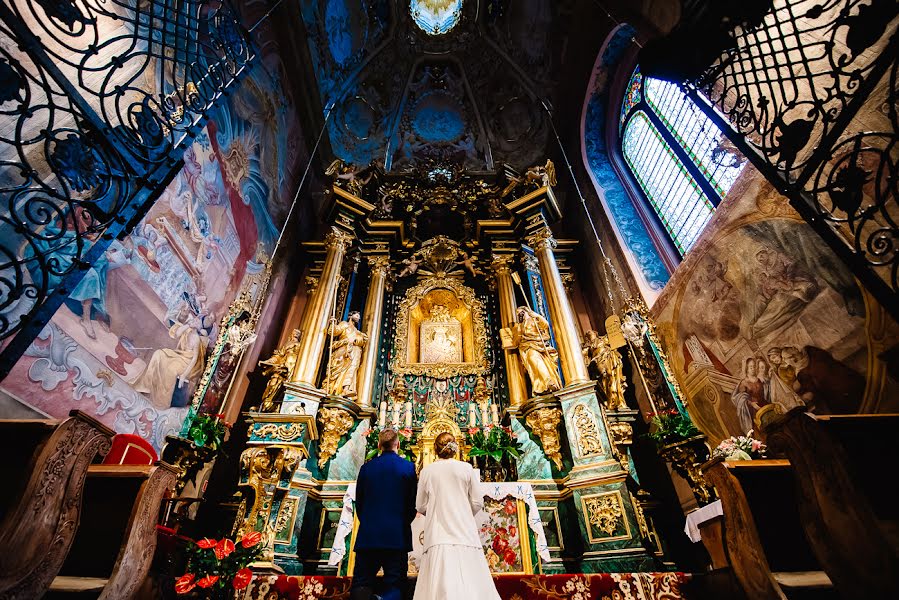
0,0,257,378
683,0,899,320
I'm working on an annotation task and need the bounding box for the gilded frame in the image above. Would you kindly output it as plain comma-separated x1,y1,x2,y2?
392,276,489,378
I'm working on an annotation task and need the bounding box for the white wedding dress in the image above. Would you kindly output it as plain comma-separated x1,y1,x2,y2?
413,458,500,600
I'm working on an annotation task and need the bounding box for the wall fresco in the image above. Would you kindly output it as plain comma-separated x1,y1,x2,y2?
652,171,899,445
0,49,304,450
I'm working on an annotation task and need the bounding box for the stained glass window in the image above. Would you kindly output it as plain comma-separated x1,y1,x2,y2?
619,67,744,256
410,0,463,35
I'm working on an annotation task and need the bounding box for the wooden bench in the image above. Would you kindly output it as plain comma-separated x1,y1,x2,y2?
702,459,834,600
46,462,178,600
0,411,114,600
762,410,899,600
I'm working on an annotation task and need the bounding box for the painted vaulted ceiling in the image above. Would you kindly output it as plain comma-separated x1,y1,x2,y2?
298,0,564,171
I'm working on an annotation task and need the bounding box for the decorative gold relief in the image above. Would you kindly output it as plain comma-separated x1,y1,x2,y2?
581,491,630,543
324,227,354,252
392,275,489,378
367,254,391,274
571,403,604,458
317,407,355,468
607,421,633,471
255,423,307,443
525,407,564,470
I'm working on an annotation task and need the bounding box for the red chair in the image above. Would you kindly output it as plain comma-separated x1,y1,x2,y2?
102,433,158,465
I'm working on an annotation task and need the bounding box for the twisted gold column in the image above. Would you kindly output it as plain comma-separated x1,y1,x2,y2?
291,228,353,385
526,227,589,385
492,254,528,407
356,255,389,407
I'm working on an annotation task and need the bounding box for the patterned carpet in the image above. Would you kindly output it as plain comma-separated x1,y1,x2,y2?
242,573,687,599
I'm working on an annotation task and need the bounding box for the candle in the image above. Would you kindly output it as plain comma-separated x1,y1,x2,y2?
469,404,477,427
392,402,401,427
404,401,413,428
491,404,499,425
378,402,387,428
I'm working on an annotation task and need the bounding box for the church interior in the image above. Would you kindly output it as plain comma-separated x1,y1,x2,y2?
0,0,897,598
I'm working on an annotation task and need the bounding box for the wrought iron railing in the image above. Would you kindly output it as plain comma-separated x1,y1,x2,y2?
0,0,256,377
684,0,899,320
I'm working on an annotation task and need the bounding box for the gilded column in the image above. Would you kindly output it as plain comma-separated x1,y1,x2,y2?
491,254,529,407
526,227,590,385
291,228,354,385
356,255,389,407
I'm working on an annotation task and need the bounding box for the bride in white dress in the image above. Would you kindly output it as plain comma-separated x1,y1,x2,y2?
414,432,500,600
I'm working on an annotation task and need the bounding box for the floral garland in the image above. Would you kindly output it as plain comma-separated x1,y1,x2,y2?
174,531,262,598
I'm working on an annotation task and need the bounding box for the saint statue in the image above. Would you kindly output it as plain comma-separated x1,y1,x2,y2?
258,329,302,412
324,312,368,397
502,306,562,395
583,330,628,411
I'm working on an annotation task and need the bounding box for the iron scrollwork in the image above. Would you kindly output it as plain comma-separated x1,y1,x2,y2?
684,0,899,317
0,0,257,376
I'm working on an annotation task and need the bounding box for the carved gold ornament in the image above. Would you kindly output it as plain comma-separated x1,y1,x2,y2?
317,408,355,469
525,226,557,252
392,275,489,378
584,493,625,538
255,423,307,443
525,407,564,470
571,403,604,458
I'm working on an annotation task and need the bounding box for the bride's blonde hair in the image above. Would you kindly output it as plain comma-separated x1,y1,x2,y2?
434,432,458,459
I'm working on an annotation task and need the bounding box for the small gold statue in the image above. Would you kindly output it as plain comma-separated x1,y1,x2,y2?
324,312,368,398
502,306,562,395
583,330,628,411
258,329,302,412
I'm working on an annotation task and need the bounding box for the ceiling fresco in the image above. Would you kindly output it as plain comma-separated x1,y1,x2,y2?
298,0,561,171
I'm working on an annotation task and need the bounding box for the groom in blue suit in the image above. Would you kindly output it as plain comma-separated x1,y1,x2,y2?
351,428,417,600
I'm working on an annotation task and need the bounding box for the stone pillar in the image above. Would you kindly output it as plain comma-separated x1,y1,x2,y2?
491,254,528,408
526,227,589,386
356,255,389,407
291,228,353,386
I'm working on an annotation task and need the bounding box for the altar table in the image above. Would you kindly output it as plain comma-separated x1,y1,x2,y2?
328,480,551,571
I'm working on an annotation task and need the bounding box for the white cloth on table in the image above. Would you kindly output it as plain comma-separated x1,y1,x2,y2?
684,499,723,543
413,459,498,600
328,479,551,566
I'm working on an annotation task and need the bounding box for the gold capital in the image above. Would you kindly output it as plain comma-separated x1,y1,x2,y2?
317,407,355,468
526,227,557,251
367,254,391,275
490,254,515,276
324,228,354,252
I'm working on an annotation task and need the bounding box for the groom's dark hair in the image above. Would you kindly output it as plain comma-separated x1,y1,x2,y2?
379,428,398,451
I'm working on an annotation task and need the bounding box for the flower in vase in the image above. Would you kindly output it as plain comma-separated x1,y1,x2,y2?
232,568,253,590
241,531,263,548
196,537,217,549
196,575,220,589
174,574,196,594
214,538,235,560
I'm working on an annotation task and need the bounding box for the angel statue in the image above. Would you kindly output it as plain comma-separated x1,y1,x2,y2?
583,330,627,411
325,159,380,196
524,159,557,188
324,312,368,398
501,306,562,395
258,329,302,412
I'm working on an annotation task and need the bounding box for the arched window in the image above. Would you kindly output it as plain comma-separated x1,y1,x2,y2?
619,68,744,255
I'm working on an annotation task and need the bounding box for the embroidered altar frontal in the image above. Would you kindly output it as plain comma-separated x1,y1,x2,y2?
242,573,688,600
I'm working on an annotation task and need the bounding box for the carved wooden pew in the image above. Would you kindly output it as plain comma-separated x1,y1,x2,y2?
701,459,834,600
763,411,899,600
0,410,114,600
46,462,178,599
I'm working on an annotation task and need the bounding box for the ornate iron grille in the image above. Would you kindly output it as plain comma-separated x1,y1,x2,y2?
684,0,899,320
0,0,255,377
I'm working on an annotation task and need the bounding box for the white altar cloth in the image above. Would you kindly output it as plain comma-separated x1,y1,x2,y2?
328,479,551,566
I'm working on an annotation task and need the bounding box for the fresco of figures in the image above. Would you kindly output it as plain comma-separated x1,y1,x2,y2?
652,172,899,446
0,51,304,450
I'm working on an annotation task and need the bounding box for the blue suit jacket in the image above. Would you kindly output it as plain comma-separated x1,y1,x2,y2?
354,451,417,551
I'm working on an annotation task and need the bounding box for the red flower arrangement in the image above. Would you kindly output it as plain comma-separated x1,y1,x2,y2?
174,531,262,598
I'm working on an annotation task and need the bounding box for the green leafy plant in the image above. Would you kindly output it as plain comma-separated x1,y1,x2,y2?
187,413,231,450
174,532,262,599
362,426,417,462
466,424,522,462
645,408,701,446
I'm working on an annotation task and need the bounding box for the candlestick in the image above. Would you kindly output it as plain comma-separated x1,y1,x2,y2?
378,402,387,428
404,401,412,428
